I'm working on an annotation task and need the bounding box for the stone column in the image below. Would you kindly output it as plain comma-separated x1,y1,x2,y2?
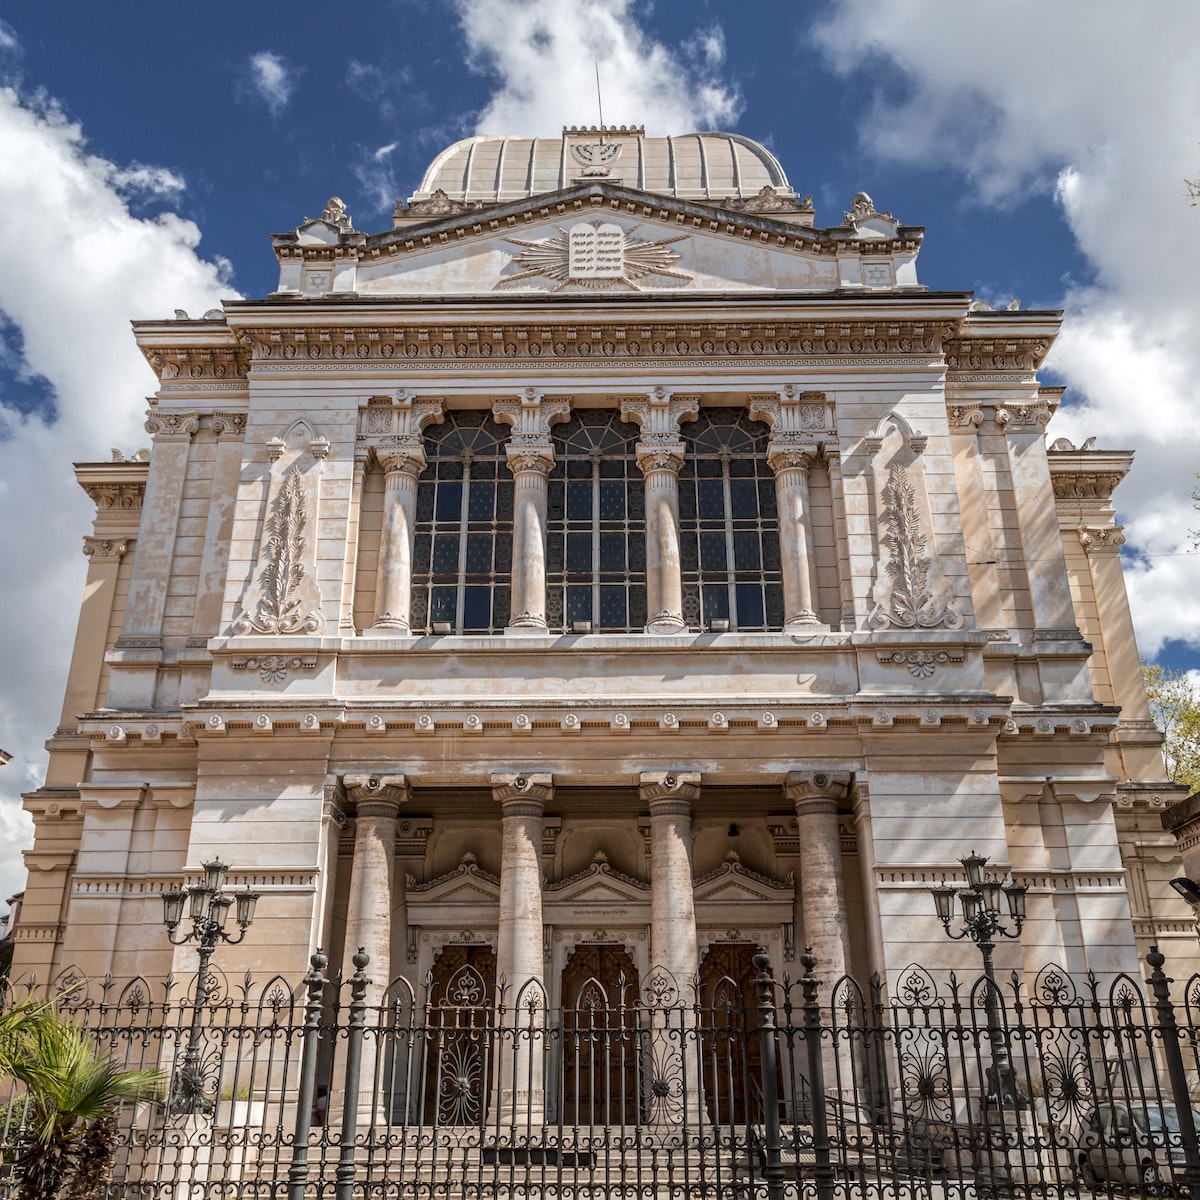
749,389,829,629
361,392,444,635
641,771,705,1129
341,774,408,1123
493,390,571,633
492,772,551,1124
341,775,408,1001
621,389,700,634
504,449,555,630
371,448,425,631
785,771,852,984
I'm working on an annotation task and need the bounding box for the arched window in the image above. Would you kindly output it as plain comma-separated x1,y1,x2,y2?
411,412,513,634
679,409,782,631
546,411,646,632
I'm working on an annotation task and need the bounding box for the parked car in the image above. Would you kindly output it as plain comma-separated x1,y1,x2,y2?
1074,1102,1200,1191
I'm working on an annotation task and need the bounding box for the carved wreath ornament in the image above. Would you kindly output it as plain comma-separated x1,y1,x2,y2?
235,466,323,635
868,465,962,631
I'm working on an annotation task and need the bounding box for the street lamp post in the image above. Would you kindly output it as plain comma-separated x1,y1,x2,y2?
931,850,1027,1110
161,859,260,1113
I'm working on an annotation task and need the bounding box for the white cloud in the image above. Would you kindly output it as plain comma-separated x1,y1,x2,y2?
455,0,742,136
246,51,295,118
0,19,19,52
0,87,235,904
813,0,1200,662
353,141,401,213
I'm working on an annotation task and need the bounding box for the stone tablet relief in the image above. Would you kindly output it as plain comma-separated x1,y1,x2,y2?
502,220,690,291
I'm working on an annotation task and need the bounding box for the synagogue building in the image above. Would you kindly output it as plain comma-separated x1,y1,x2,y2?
13,127,1194,1016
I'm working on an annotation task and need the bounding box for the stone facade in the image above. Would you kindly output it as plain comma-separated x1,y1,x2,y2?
13,127,1196,1005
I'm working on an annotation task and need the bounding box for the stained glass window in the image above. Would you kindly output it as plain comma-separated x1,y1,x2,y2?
546,411,647,632
679,409,783,631
411,412,512,633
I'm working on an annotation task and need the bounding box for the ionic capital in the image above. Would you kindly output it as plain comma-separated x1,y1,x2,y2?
343,773,409,818
210,412,247,438
640,770,701,809
82,536,128,560
785,770,851,808
491,771,553,811
358,391,445,441
1077,524,1126,555
144,410,200,440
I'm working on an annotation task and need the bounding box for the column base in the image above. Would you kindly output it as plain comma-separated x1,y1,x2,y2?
645,612,688,635
367,615,410,635
784,612,829,632
505,615,550,636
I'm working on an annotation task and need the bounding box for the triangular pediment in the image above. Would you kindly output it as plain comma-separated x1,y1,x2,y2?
345,182,896,299
693,859,793,903
407,860,500,905
545,858,650,906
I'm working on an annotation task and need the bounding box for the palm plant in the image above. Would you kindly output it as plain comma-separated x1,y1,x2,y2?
3,1003,161,1200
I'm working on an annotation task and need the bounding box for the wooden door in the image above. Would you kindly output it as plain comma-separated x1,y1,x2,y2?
698,942,781,1126
560,944,640,1127
422,945,497,1125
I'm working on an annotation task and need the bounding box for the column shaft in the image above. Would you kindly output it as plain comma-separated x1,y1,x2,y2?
506,454,552,630
492,773,550,1124
372,455,423,631
787,772,852,983
770,452,821,626
639,451,686,633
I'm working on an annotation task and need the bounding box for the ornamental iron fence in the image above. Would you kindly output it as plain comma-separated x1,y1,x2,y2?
2,946,1200,1198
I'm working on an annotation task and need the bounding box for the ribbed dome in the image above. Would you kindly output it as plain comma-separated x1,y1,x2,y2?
410,129,795,206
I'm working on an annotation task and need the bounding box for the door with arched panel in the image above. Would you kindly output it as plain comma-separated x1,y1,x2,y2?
698,942,783,1127
422,945,497,1126
560,944,640,1127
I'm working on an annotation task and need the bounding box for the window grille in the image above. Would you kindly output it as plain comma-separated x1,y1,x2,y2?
546,411,647,632
679,409,783,631
412,412,513,633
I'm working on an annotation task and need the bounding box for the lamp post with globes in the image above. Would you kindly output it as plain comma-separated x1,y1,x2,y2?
931,850,1027,1110
161,859,260,1113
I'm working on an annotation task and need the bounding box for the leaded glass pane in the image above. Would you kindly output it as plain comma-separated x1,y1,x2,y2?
411,411,513,633
546,410,645,632
679,408,781,631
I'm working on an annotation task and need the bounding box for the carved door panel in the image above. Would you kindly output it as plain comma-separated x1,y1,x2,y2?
423,945,497,1126
699,942,781,1126
560,944,640,1127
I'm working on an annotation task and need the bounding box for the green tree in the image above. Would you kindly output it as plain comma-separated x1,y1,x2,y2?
1143,663,1200,792
2,1002,161,1200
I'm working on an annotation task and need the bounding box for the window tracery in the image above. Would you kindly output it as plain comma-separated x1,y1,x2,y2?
679,409,783,631
412,412,513,633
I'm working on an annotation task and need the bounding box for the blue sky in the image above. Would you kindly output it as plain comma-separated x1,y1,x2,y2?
0,0,1198,900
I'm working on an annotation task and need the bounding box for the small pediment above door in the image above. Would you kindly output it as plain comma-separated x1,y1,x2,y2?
407,855,500,904
693,855,793,903
545,854,650,905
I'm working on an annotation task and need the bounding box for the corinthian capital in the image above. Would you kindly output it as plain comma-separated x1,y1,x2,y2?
144,410,200,439
639,770,701,806
375,443,426,478
635,440,686,475
766,437,819,474
505,444,556,477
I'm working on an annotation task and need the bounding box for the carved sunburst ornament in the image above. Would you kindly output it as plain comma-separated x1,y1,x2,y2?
503,221,690,290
